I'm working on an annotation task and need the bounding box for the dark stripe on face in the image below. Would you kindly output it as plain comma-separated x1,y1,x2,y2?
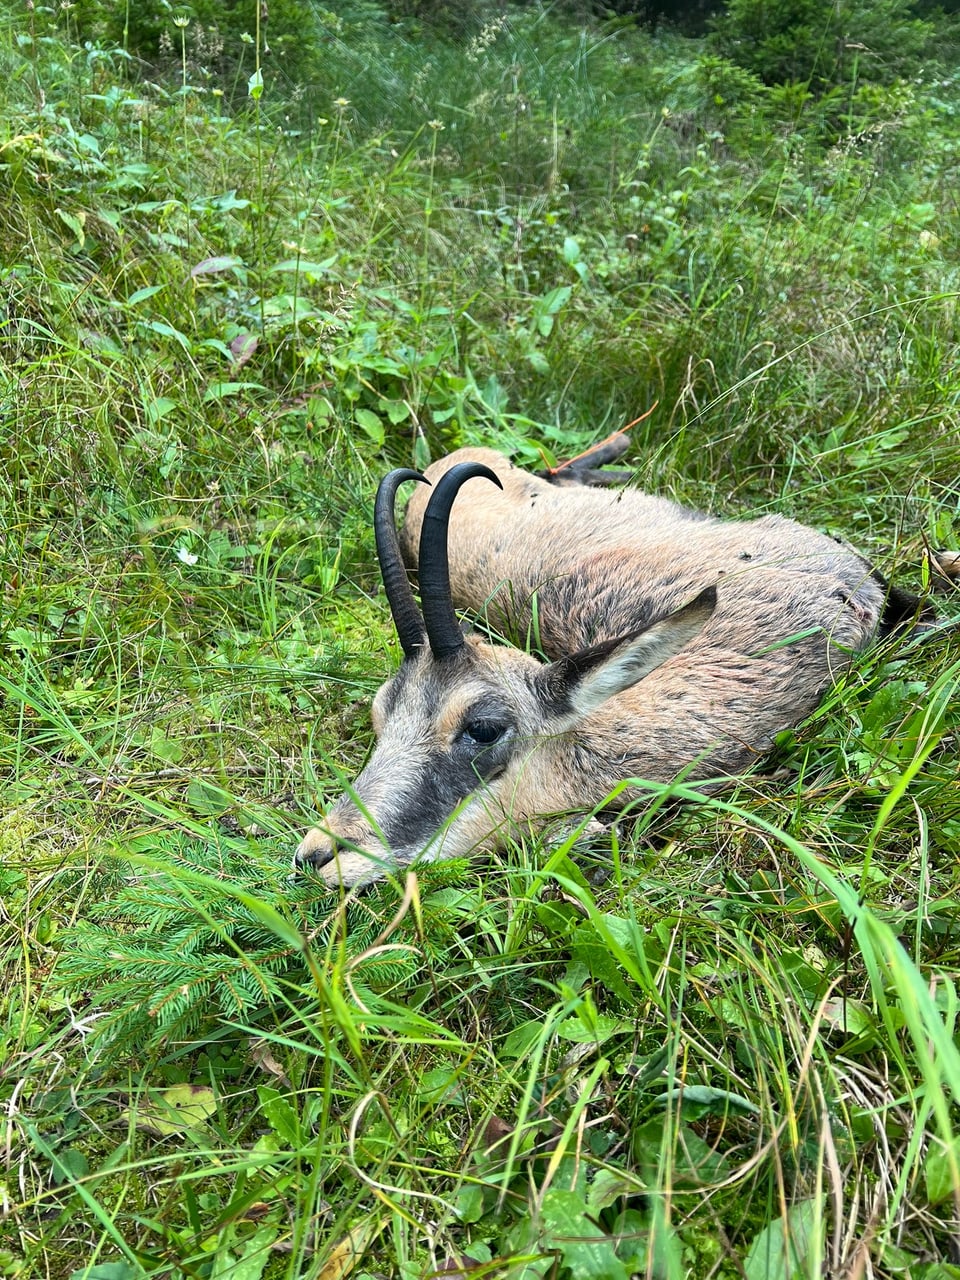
379,736,514,853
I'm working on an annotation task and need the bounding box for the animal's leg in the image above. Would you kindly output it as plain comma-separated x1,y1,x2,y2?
538,430,633,487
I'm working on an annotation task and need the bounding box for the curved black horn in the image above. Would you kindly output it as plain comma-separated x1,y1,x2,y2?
375,469,429,658
418,462,503,659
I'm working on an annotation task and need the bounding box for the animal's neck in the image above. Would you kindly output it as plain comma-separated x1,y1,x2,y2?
468,562,686,660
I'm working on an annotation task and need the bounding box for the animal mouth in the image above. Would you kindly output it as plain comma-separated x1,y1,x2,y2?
293,829,387,871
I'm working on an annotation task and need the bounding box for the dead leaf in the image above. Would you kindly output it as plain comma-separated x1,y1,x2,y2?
249,1038,292,1086
239,1201,274,1222
482,1114,513,1153
933,549,960,581
316,1218,386,1280
230,331,258,369
434,1255,486,1276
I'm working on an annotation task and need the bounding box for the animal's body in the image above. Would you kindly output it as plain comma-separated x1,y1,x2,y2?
295,446,917,887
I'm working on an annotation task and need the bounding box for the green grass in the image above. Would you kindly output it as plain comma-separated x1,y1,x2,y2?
2,4,960,1278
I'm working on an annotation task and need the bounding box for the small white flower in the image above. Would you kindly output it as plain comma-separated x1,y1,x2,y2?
176,547,199,566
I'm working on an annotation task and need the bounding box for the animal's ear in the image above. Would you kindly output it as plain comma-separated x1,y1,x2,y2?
536,586,716,719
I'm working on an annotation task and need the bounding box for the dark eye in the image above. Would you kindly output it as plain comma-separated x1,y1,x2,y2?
463,718,508,745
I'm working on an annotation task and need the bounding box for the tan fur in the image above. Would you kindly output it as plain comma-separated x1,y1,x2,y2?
296,447,897,888
399,448,882,655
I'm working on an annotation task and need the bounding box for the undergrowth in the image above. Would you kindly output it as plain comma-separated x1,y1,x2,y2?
2,3,960,1278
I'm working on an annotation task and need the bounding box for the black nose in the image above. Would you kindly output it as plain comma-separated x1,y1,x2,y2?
293,833,338,871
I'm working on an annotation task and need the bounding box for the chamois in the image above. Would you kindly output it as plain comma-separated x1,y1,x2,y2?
294,444,920,888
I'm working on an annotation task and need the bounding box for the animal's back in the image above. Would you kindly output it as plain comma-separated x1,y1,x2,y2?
296,447,920,887
401,447,885,660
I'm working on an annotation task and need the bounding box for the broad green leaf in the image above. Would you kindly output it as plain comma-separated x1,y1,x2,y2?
418,1067,462,1104
455,1183,485,1224
908,201,937,223
925,1136,960,1205
158,1084,218,1125
655,1084,761,1117
413,434,432,471
478,373,509,414
818,996,875,1039
380,398,410,424
143,395,177,423
196,189,250,212
190,255,243,276
149,730,183,764
186,779,233,816
258,1086,300,1146
540,284,572,314
570,919,636,1003
631,1119,730,1185
132,1084,217,1137
540,1188,629,1280
587,1168,646,1213
55,207,85,247
563,235,581,263
209,1250,239,1280
354,408,385,444
127,285,163,305
140,319,191,352
743,1199,819,1280
51,1146,89,1184
501,1019,545,1059
202,381,267,402
556,1012,625,1044
226,1227,281,1280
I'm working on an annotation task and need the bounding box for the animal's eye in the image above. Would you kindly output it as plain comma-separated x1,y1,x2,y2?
463,718,508,745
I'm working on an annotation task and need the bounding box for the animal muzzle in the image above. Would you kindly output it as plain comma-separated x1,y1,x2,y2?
293,824,393,888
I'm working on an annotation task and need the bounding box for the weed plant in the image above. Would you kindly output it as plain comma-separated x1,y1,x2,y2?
1,3,960,1278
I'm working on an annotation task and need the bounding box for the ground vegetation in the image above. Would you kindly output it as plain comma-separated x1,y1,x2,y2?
2,2,960,1277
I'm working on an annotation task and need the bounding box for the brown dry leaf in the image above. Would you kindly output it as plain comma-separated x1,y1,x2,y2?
316,1218,385,1280
435,1255,486,1276
238,1201,274,1222
933,549,960,581
482,1114,513,1153
230,331,258,368
249,1038,292,1086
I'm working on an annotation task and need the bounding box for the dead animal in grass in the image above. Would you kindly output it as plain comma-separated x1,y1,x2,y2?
295,441,927,888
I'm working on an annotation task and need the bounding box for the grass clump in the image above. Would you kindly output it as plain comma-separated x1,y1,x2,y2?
2,3,960,1278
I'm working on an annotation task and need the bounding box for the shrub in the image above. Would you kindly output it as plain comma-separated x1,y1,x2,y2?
68,0,331,87
710,0,936,93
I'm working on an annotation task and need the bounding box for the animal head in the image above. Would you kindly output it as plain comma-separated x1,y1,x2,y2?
293,462,715,888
